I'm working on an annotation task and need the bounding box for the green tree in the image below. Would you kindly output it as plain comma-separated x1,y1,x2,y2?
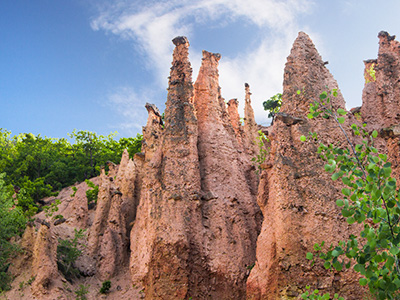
57,229,86,280
0,173,26,292
263,93,282,125
0,129,142,214
301,89,400,299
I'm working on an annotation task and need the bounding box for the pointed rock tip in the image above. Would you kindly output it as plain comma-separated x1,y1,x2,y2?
227,98,239,105
297,31,309,37
295,31,313,43
202,50,221,61
145,103,161,117
378,31,396,42
172,36,189,46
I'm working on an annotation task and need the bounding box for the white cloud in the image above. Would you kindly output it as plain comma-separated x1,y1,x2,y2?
106,86,152,136
92,0,314,125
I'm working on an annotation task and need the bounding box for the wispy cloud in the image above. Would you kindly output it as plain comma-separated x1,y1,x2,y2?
106,86,153,137
92,0,314,125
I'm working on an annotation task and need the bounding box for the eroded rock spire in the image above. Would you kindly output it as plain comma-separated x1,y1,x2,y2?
247,31,362,299
193,50,262,299
361,31,400,130
129,36,201,299
243,83,259,155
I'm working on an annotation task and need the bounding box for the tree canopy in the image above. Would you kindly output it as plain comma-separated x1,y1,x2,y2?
0,129,143,214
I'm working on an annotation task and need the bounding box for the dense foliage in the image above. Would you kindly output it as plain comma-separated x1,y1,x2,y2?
301,90,400,299
263,93,282,124
0,129,142,291
57,228,86,281
0,129,142,214
0,173,26,292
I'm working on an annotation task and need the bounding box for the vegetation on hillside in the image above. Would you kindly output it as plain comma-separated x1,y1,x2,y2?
0,129,142,214
0,129,142,292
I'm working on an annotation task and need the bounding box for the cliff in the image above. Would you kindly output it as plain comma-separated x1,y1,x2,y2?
5,32,400,300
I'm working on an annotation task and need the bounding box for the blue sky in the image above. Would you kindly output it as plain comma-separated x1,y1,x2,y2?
2,0,400,139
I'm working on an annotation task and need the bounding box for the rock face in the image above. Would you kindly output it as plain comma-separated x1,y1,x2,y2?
128,38,262,300
362,31,400,130
243,83,259,156
193,50,262,298
31,225,59,297
130,35,202,299
246,32,363,299
88,151,137,279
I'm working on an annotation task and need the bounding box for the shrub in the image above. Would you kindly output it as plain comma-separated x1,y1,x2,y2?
57,229,86,281
251,130,270,173
0,173,26,292
85,180,98,206
263,93,282,124
99,280,111,294
75,284,89,300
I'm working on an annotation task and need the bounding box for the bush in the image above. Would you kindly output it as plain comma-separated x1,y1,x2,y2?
57,229,86,281
99,280,111,294
75,284,89,300
85,180,98,206
0,173,26,292
263,93,282,124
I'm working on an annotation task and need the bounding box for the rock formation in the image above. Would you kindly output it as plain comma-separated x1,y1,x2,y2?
361,31,400,181
193,50,262,298
243,83,259,156
31,224,59,297
226,98,243,145
246,32,363,299
7,31,400,300
362,31,400,130
129,38,262,299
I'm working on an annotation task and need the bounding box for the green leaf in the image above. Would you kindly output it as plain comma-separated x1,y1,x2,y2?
394,278,400,288
332,173,341,181
297,90,301,95
307,113,314,119
333,260,342,271
342,188,351,196
372,130,378,138
384,167,392,178
337,117,345,124
313,243,322,251
323,261,331,269
354,264,365,273
337,108,347,116
320,92,327,100
390,247,400,255
347,217,355,224
336,199,344,207
306,252,313,260
385,256,395,269
359,278,368,286
300,135,307,142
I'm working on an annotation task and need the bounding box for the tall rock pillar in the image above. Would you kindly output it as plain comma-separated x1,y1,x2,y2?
129,36,201,299
193,50,262,299
247,32,363,299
